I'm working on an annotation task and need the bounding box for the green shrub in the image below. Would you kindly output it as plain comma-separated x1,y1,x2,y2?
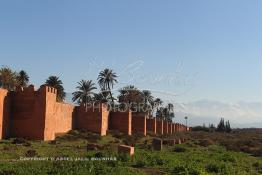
133,160,146,168
220,153,236,163
205,163,220,173
252,162,262,172
123,136,136,146
173,146,187,153
25,149,37,157
93,152,104,158
171,165,187,174
0,170,16,175
188,169,203,175
253,148,262,157
117,153,131,162
197,139,214,147
11,138,31,147
155,157,165,166
106,160,119,168
191,126,209,132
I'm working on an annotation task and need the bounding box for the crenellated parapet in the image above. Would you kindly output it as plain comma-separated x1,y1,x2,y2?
39,85,57,95
9,84,73,140
11,85,57,100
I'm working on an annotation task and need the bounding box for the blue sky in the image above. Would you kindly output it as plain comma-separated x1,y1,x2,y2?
1,0,262,103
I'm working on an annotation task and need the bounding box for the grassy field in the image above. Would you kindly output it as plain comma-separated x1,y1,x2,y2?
0,129,261,175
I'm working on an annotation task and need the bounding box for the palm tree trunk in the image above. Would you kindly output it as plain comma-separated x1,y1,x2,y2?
107,82,114,105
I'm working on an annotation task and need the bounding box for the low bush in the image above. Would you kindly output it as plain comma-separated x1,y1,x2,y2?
205,162,220,173
252,162,262,173
173,146,187,153
25,150,37,157
220,153,236,163
197,139,214,147
123,136,136,146
117,153,131,162
0,170,16,175
133,160,146,168
253,148,262,157
171,165,187,174
191,126,210,132
11,138,27,145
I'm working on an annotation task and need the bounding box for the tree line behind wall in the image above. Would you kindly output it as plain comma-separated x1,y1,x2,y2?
0,66,175,122
192,118,232,133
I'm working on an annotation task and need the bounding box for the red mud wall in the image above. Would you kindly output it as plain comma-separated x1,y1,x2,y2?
175,123,180,132
109,111,132,135
75,104,109,136
181,124,186,132
10,85,75,140
45,97,75,140
10,86,46,140
168,122,173,134
0,89,10,139
175,123,178,132
156,120,163,135
146,118,156,134
53,103,75,135
172,123,176,133
132,113,146,136
163,121,169,135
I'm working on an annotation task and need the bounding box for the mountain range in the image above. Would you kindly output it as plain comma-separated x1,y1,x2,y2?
174,99,262,128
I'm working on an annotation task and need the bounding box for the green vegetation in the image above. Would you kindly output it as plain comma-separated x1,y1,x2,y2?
0,130,261,175
217,118,232,133
97,68,118,104
156,103,175,122
0,66,177,121
72,80,97,108
1,66,261,174
192,118,232,133
45,76,66,102
184,129,262,157
17,70,29,88
0,66,30,90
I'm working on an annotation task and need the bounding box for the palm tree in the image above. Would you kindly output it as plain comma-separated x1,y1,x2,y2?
118,85,143,111
166,109,175,122
93,91,111,103
141,90,154,115
167,103,174,113
97,68,118,104
156,107,165,119
17,70,29,88
166,103,175,122
72,80,97,111
45,76,66,101
149,98,163,117
154,98,163,111
141,90,154,105
156,103,175,122
0,66,17,91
